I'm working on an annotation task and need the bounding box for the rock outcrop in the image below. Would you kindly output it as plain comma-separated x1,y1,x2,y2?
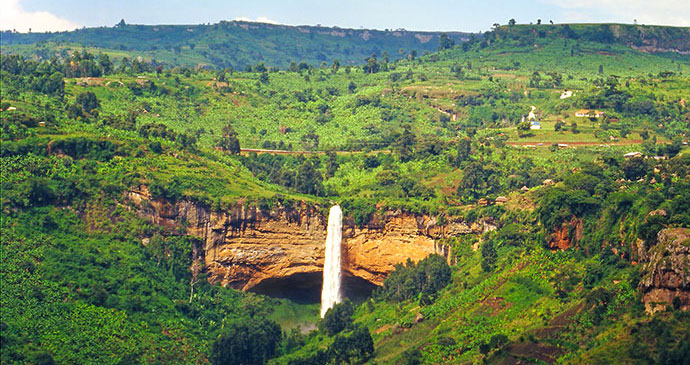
547,217,583,250
638,228,690,314
125,186,494,291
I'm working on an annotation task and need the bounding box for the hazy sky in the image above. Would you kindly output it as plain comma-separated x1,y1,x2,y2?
2,0,689,33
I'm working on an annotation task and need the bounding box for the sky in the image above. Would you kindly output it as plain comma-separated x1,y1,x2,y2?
1,0,689,33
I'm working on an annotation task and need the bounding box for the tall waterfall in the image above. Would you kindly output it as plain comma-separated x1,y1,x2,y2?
320,205,343,318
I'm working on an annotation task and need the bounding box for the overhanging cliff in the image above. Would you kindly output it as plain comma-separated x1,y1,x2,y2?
126,186,495,292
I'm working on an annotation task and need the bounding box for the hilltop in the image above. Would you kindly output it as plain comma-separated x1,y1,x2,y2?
1,20,470,70
3,22,690,71
492,23,690,54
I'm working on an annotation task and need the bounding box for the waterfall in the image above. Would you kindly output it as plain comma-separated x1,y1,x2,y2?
320,205,343,318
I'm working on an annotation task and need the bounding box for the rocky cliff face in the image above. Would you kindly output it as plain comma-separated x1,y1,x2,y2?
638,228,690,314
125,186,494,291
547,217,583,250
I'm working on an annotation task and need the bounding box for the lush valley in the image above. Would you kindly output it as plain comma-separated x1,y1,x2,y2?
1,21,690,364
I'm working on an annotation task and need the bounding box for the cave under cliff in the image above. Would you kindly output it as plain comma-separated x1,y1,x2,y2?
248,271,378,304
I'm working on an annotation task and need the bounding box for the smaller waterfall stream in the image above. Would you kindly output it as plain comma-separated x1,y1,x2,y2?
320,205,343,318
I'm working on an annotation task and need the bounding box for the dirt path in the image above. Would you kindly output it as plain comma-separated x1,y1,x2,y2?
240,148,325,155
239,148,390,156
240,139,644,155
508,140,644,147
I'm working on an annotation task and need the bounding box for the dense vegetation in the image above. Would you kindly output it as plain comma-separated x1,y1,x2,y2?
2,21,689,364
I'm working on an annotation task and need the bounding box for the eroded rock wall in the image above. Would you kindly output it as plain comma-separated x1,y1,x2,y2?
638,228,690,314
125,186,493,290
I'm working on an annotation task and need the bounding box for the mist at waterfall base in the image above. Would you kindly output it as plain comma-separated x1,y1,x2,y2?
321,205,343,318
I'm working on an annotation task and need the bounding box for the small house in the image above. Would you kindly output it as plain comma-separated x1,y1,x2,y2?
542,179,555,186
575,109,605,118
530,121,541,130
495,196,509,205
560,90,573,99
624,152,643,159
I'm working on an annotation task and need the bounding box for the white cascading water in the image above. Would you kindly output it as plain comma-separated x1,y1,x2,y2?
320,205,343,318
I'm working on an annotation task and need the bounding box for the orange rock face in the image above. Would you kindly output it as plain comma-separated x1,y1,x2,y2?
126,186,494,291
343,215,438,285
547,217,583,250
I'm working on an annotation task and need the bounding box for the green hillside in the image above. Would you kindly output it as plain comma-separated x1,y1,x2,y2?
1,20,469,70
2,22,689,364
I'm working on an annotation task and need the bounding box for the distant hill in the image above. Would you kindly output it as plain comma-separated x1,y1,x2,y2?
0,21,470,69
491,23,690,54
2,22,687,70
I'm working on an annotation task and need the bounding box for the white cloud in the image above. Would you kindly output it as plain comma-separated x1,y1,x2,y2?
542,0,690,26
0,0,80,32
233,16,280,25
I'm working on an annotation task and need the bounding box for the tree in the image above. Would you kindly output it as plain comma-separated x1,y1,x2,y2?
348,81,356,94
555,120,565,131
438,33,455,51
325,151,338,177
509,19,516,26
319,300,354,336
76,91,100,114
217,123,240,154
415,134,444,158
363,54,379,74
547,71,562,87
457,161,498,199
570,122,578,133
455,138,471,166
210,319,281,365
638,214,667,246
529,71,541,88
481,239,497,272
517,121,531,137
45,72,65,97
622,156,648,180
598,64,604,74
98,53,113,75
377,255,451,302
392,125,416,162
306,325,373,365
295,158,323,196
